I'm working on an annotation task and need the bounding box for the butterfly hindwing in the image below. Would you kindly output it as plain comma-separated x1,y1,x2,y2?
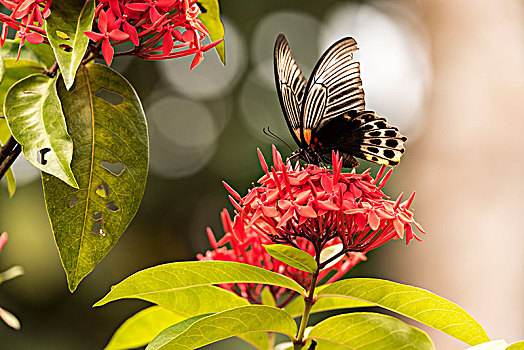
274,34,308,145
301,37,366,135
311,110,406,167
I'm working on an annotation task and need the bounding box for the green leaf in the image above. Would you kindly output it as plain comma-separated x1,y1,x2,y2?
319,243,344,270
318,278,490,346
261,287,276,307
0,118,15,197
264,244,317,273
94,261,306,306
45,0,95,89
307,312,434,350
4,74,78,187
106,288,268,350
507,341,524,350
147,305,297,350
284,294,372,318
0,55,5,84
105,306,186,350
43,63,148,291
0,59,45,117
0,40,56,68
197,0,225,64
130,285,249,314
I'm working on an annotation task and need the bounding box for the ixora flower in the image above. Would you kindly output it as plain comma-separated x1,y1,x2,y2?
197,209,366,306
0,232,22,330
225,146,426,255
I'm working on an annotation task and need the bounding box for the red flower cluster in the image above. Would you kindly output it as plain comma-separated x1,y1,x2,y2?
85,0,221,67
226,146,425,255
0,0,51,57
0,0,221,68
197,209,366,306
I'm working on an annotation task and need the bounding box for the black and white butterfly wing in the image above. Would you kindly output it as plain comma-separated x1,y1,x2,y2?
301,37,366,136
274,34,308,145
312,110,407,167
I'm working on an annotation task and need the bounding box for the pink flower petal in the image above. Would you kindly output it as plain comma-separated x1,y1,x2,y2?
368,210,380,230
296,205,317,218
101,38,114,66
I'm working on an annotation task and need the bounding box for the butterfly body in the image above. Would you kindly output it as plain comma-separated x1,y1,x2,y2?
274,34,407,168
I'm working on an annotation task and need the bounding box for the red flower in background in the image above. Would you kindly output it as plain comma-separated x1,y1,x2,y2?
197,209,366,306
0,0,222,69
226,146,425,255
84,9,128,66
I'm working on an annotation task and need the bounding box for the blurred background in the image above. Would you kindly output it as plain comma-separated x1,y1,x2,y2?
1,0,523,348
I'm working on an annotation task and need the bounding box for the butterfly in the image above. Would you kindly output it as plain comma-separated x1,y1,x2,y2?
273,33,407,168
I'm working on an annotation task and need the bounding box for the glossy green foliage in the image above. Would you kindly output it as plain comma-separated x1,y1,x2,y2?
4,74,77,187
45,0,95,89
95,261,305,306
308,312,434,349
42,63,148,291
146,306,296,350
318,278,490,346
197,0,226,64
264,244,317,273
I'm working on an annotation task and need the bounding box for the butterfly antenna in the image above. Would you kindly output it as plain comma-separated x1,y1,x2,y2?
263,127,293,152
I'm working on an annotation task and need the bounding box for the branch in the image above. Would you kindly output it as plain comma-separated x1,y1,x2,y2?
0,142,21,179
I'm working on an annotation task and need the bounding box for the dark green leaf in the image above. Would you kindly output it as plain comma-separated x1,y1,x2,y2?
264,244,317,273
43,63,148,291
197,0,225,64
307,312,434,349
45,0,95,89
146,305,297,350
94,261,306,306
317,278,490,346
0,40,56,68
0,118,16,197
0,59,45,117
4,74,77,187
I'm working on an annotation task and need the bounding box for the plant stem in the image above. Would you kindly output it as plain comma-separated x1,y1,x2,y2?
0,142,21,179
293,270,319,349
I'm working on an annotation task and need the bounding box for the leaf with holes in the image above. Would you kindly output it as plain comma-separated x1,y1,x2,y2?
45,0,95,89
0,118,15,197
4,74,78,187
42,63,148,291
147,305,296,350
317,278,490,346
264,244,317,273
197,0,225,65
307,312,434,349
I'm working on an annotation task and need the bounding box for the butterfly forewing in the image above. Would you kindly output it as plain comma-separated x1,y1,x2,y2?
301,37,366,134
274,34,308,145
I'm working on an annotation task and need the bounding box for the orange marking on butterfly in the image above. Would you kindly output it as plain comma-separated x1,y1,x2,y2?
303,129,312,144
293,128,312,144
